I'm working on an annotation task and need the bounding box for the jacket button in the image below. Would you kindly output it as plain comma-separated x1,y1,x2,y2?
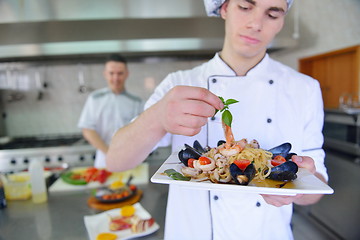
269,79,274,84
214,195,219,200
267,118,272,123
211,116,216,121
256,201,261,207
212,78,217,83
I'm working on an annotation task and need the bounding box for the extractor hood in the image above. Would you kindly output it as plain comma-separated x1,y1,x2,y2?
0,0,298,61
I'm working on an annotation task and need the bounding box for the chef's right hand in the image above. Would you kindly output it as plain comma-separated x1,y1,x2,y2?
155,86,224,136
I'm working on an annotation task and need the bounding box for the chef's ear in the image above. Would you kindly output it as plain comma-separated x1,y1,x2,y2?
220,0,230,19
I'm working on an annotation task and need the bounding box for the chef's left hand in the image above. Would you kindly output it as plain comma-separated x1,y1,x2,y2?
261,156,317,207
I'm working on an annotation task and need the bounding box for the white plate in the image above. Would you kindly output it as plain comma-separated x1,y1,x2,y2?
151,152,334,195
84,203,159,240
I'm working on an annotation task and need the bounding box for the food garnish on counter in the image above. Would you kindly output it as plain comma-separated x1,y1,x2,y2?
96,232,118,240
61,167,112,185
108,205,155,233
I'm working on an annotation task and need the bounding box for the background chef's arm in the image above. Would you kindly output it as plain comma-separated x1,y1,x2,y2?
82,128,108,154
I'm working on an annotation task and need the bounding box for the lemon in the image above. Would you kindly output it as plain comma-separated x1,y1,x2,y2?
109,180,125,190
96,232,117,240
121,205,136,217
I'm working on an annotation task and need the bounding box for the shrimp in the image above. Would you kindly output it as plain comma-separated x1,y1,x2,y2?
218,121,246,157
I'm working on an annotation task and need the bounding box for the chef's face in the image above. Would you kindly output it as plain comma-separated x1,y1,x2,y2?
221,0,286,59
103,61,129,94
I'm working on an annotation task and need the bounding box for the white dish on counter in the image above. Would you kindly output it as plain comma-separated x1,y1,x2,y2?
84,203,159,240
151,152,334,196
49,163,149,193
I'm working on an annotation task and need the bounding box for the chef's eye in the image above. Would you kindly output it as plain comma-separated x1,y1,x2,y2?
238,3,252,11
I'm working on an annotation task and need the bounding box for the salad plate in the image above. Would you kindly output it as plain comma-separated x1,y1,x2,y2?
151,152,334,196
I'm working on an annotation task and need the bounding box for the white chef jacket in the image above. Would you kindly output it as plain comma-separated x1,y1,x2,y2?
78,88,143,168
144,53,328,240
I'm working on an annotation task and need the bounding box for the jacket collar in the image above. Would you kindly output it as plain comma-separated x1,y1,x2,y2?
208,52,271,78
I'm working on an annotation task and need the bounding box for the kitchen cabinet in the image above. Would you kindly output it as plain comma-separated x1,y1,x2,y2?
299,45,360,108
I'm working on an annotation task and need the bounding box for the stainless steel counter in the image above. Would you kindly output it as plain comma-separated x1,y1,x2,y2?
0,160,169,240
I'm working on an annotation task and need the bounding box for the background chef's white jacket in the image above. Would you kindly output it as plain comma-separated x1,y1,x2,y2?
145,53,328,240
78,88,143,168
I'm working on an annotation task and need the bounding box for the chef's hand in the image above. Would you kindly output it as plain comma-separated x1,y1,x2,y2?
155,86,224,136
261,156,321,207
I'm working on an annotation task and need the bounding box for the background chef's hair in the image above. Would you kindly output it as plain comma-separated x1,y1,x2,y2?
106,53,127,65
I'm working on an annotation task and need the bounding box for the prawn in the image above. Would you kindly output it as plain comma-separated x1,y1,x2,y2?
218,121,246,157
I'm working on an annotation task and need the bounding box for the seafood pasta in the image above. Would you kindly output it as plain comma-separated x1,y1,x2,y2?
179,139,298,185
178,97,298,185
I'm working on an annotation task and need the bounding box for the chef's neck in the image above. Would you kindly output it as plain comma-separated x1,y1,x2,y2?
219,50,266,76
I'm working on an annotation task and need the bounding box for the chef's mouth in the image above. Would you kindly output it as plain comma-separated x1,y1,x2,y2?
240,35,261,44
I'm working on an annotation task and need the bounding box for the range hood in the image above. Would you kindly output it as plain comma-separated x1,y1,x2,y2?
0,0,298,60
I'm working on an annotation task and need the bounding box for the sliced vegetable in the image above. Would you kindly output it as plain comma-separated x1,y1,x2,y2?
233,159,251,171
61,171,87,185
188,158,196,168
164,169,191,181
271,155,287,167
199,156,211,165
121,205,136,217
96,232,118,240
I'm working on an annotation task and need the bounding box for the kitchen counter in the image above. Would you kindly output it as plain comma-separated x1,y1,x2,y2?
0,159,169,240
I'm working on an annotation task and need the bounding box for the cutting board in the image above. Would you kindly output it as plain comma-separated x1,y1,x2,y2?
49,163,149,193
87,190,143,211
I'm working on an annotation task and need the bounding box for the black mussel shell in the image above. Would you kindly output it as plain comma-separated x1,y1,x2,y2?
267,161,298,182
285,152,297,161
268,142,292,158
230,163,256,186
178,144,202,166
217,140,226,146
193,140,206,154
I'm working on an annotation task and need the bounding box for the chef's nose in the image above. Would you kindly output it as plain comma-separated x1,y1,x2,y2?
246,11,263,32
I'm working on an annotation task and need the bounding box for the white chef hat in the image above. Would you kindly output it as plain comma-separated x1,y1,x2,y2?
204,0,294,17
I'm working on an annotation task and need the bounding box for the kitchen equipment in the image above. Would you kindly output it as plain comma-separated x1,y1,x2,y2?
1,173,31,200
323,109,360,157
87,189,143,211
0,134,96,173
29,159,47,203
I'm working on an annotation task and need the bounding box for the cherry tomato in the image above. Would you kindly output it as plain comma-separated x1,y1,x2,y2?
129,184,137,191
199,157,211,165
188,158,196,168
233,159,251,171
271,155,286,167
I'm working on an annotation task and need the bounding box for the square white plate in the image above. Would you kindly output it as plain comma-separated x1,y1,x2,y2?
151,152,334,196
84,203,159,240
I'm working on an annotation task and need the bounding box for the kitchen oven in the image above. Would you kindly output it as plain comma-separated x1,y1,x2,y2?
0,134,95,173
306,108,360,240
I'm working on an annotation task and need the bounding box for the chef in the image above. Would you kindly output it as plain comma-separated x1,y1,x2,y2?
78,54,143,168
107,0,328,239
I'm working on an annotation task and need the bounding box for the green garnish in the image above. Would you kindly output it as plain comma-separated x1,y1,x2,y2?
164,169,191,181
214,96,239,127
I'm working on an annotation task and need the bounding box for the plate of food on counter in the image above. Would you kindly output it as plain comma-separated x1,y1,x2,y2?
151,97,334,196
84,203,159,240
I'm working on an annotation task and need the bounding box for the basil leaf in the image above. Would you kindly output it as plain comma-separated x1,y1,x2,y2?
225,99,239,105
164,169,191,181
222,110,233,127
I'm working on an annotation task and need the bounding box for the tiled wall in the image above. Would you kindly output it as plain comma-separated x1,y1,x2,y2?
272,0,360,69
0,58,206,137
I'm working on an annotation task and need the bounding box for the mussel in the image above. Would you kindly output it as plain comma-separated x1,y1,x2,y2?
178,144,201,167
268,142,292,158
193,140,207,154
267,161,298,182
230,163,256,186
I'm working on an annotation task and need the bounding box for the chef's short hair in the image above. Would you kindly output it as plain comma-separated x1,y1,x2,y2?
106,54,127,65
